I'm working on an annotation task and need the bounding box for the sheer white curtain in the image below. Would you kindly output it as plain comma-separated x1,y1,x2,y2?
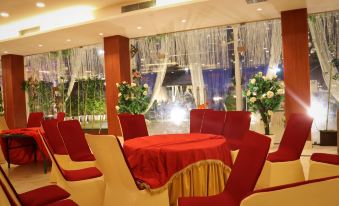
267,20,282,78
309,13,339,101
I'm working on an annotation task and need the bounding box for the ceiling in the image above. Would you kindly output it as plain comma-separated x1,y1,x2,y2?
0,0,338,56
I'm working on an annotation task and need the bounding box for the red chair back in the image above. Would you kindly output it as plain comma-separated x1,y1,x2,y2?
273,113,313,160
225,131,271,204
200,110,226,135
189,109,213,133
41,119,68,155
118,114,148,141
57,120,95,161
56,112,65,122
222,111,251,150
27,112,44,128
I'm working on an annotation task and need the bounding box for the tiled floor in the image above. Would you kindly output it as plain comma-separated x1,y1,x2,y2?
2,145,337,194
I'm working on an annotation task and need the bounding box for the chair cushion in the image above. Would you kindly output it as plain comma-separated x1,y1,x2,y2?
311,153,339,165
267,149,299,162
19,185,70,206
62,167,103,181
46,199,78,206
71,152,96,162
178,191,237,206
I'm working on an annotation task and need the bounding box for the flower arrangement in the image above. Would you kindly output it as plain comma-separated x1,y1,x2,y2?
245,72,284,135
116,81,149,114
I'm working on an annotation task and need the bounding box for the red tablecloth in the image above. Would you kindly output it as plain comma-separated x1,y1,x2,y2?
0,127,49,165
124,133,232,189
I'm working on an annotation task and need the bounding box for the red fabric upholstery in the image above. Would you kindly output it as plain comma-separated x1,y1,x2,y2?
311,153,339,165
118,114,148,141
41,119,68,155
0,127,49,164
46,199,78,206
57,120,95,161
200,111,226,135
62,167,103,181
178,131,271,206
57,112,66,122
223,111,251,150
19,185,70,206
190,109,213,133
27,112,44,128
267,113,313,162
124,133,232,189
46,199,79,206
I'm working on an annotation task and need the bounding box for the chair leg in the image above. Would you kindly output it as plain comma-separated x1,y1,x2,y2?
32,141,37,163
5,138,10,169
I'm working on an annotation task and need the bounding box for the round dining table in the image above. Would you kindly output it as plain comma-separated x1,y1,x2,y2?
124,133,232,206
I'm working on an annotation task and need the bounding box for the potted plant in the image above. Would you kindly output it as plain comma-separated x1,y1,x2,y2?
245,72,285,135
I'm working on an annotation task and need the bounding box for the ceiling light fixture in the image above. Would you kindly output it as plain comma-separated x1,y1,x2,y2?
181,19,187,23
99,32,103,36
66,39,71,42
38,44,43,47
4,51,8,54
137,26,142,30
257,8,263,11
0,12,9,17
36,2,46,8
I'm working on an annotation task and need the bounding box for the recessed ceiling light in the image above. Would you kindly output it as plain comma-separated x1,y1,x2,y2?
99,33,103,36
66,39,71,42
137,26,142,30
257,8,263,11
4,51,8,54
0,12,9,17
181,19,187,23
38,44,43,47
36,2,45,8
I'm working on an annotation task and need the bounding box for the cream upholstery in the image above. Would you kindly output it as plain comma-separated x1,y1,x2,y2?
309,160,339,180
256,159,305,189
40,132,105,206
85,134,170,206
241,177,339,206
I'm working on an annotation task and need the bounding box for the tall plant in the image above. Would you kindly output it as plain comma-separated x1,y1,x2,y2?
245,72,285,135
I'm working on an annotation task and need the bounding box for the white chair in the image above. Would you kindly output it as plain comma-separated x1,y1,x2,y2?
85,134,169,206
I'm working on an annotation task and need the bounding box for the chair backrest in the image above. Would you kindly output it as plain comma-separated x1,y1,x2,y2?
189,109,213,133
200,110,226,135
0,165,21,206
85,134,139,203
225,131,271,204
222,111,251,143
118,114,148,141
27,112,44,128
277,113,313,159
41,119,68,155
56,112,65,122
0,116,9,131
58,120,95,161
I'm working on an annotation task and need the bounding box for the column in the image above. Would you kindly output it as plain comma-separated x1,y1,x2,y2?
1,55,27,129
281,9,310,123
104,35,131,135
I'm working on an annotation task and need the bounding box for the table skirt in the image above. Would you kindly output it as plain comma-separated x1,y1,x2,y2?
140,160,231,206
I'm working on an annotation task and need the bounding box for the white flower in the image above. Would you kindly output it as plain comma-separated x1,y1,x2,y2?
143,91,148,96
262,76,267,81
268,110,273,116
116,83,120,87
261,94,266,99
246,90,251,96
249,97,257,103
115,106,120,111
250,79,256,84
131,83,136,87
267,76,272,81
143,84,149,88
125,97,129,101
258,72,263,77
277,88,284,95
267,91,274,98
122,81,127,84
272,74,278,79
118,93,122,97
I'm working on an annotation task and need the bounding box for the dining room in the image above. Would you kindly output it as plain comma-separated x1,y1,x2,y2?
0,0,339,206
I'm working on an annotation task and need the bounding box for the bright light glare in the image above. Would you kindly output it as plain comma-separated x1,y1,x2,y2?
213,96,223,101
0,6,95,41
307,100,326,121
156,0,191,7
170,107,186,125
